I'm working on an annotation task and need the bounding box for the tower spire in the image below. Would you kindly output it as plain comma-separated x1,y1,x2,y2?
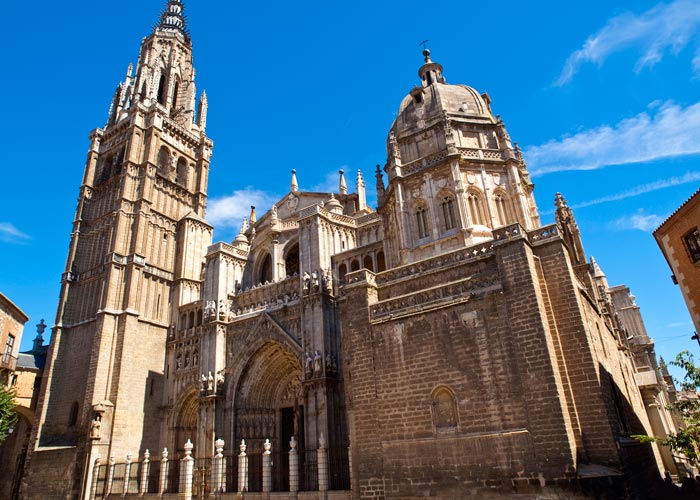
157,0,189,39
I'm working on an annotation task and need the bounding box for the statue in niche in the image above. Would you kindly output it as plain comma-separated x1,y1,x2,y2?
323,269,333,292
207,371,214,393
305,353,313,376
313,351,322,375
433,388,458,431
90,414,102,439
200,373,207,392
204,300,216,321
218,299,229,319
216,370,225,392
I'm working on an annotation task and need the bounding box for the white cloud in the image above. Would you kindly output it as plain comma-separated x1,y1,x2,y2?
206,188,280,229
610,211,664,232
569,171,700,210
0,222,30,244
556,0,700,86
525,101,700,175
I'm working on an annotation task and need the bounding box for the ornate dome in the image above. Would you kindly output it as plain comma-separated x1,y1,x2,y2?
388,50,496,149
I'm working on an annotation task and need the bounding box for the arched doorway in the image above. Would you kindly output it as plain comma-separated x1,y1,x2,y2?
234,342,303,490
174,392,198,454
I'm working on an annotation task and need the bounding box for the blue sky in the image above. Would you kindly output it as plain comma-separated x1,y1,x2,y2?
1,0,699,372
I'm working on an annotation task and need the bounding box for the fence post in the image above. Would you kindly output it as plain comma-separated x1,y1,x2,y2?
262,438,272,494
317,433,329,493
159,448,169,494
237,439,248,493
140,449,150,496
181,439,195,500
90,457,101,500
123,453,132,496
289,436,299,495
106,456,116,496
212,438,225,494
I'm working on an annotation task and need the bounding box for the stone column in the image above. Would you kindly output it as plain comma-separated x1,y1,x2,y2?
159,448,169,494
289,437,299,494
140,450,150,495
211,438,225,494
123,454,132,495
317,433,329,493
262,439,272,494
237,439,248,493
181,439,195,500
90,457,101,500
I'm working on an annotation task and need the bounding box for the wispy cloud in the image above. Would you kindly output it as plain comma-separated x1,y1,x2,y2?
0,222,30,244
556,0,700,86
610,210,664,232
571,171,700,209
207,188,280,229
525,101,700,176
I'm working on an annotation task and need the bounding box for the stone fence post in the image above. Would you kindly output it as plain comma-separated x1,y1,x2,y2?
212,438,225,494
107,456,116,496
289,436,299,494
238,439,248,493
140,449,150,495
123,453,133,496
262,438,272,494
317,433,329,493
90,457,101,500
159,448,169,494
181,439,194,500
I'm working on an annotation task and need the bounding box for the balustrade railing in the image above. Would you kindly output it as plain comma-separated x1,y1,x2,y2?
90,436,348,499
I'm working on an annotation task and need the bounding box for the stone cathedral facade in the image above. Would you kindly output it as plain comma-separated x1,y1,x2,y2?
22,2,685,499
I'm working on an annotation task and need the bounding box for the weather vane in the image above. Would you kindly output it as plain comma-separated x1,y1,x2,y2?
419,40,430,50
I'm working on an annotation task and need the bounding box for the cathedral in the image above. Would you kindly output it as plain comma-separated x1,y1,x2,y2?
20,2,686,499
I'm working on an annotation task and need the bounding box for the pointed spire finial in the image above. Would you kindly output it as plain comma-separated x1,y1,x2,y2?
290,169,299,193
250,206,257,224
339,169,347,195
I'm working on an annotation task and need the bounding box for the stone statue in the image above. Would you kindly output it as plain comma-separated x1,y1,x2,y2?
204,300,216,321
313,350,322,375
305,353,313,375
216,370,225,392
323,269,333,291
90,415,102,439
311,271,319,291
303,272,311,292
271,204,278,219
200,373,207,392
218,299,229,320
207,371,214,393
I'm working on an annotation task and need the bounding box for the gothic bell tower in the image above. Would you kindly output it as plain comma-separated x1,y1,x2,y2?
23,2,213,498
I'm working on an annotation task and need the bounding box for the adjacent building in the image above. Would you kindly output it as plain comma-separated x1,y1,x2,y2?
21,2,684,499
654,189,700,333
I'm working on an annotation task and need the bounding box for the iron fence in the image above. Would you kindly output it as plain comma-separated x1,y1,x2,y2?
300,449,318,491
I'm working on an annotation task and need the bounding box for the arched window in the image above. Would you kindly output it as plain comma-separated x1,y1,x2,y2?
259,254,272,284
285,243,300,277
493,191,511,227
376,251,386,272
177,157,189,187
157,146,170,173
431,386,458,432
416,206,429,239
188,311,195,329
467,191,486,226
172,79,180,110
68,402,79,427
350,259,360,272
184,351,190,368
196,309,203,326
157,74,167,105
441,197,456,231
363,255,374,272
338,263,347,283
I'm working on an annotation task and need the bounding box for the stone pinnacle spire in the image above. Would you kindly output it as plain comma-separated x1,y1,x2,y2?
339,169,348,195
290,169,299,193
157,0,189,39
